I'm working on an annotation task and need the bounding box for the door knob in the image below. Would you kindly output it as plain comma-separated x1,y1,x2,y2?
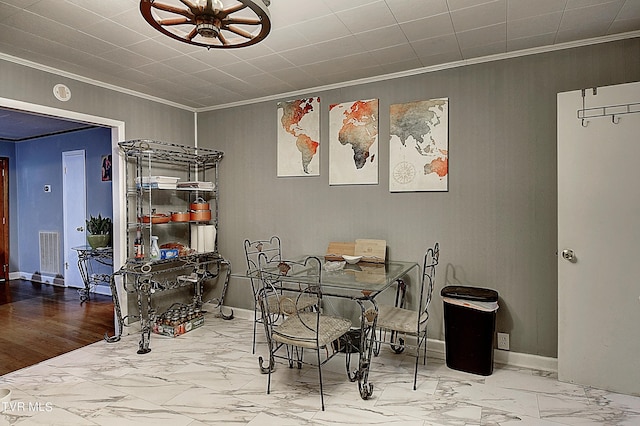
561,249,576,262
76,226,84,232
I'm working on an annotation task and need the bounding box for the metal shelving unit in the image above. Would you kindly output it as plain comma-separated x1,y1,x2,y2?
105,139,233,354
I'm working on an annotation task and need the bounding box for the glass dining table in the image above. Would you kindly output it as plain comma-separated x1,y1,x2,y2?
237,256,420,400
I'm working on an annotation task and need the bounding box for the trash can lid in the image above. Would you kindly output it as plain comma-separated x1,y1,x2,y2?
440,285,498,302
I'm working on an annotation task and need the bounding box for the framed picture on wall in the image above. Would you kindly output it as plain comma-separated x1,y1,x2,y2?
328,98,379,185
389,98,448,192
101,154,112,182
276,97,321,177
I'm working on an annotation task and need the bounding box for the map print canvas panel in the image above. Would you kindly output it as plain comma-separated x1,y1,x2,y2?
329,99,379,185
277,97,320,177
389,98,448,192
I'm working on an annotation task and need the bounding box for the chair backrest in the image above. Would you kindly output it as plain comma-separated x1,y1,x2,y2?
257,253,323,333
244,236,282,295
419,242,440,320
244,236,282,273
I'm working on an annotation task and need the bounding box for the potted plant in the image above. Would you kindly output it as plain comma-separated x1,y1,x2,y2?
86,214,112,249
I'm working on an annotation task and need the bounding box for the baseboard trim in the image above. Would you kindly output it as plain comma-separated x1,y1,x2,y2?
10,271,63,285
426,338,557,372
3,292,556,372
10,271,112,296
231,306,558,373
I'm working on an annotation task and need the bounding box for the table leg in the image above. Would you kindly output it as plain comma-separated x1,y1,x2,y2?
76,256,90,304
346,298,376,399
104,273,125,343
389,279,407,354
218,260,234,319
136,278,152,354
203,259,234,320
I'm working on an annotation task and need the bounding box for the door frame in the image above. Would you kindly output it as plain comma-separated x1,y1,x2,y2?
0,97,127,325
0,157,8,282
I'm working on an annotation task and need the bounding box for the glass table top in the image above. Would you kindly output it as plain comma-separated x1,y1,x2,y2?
236,256,419,299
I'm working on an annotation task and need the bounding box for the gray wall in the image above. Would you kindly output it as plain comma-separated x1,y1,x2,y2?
1,38,638,359
0,59,195,142
199,38,640,358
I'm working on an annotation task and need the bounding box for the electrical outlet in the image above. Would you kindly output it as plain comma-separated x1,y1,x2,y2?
497,332,510,350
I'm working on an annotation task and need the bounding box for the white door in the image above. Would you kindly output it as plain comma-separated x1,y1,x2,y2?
63,150,87,289
557,82,640,396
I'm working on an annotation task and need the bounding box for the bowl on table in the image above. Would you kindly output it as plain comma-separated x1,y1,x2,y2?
342,255,363,264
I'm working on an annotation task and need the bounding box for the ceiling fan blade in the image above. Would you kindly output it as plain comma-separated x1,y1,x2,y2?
186,27,198,41
151,2,192,18
225,25,253,39
225,17,260,26
177,0,198,10
158,17,191,26
218,32,229,45
219,3,246,18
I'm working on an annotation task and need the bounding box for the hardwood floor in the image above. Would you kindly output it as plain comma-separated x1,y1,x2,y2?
0,279,114,376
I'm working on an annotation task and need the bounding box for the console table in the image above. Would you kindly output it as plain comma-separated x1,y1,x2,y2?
72,245,113,304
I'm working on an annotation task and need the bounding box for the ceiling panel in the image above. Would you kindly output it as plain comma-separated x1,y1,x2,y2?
0,109,96,142
0,0,638,140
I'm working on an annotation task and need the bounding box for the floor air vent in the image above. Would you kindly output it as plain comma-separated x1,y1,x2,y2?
39,231,60,275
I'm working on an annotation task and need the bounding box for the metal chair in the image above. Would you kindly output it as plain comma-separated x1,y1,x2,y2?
244,236,283,353
371,242,439,390
256,254,352,411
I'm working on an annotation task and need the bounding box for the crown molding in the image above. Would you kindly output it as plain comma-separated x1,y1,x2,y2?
198,30,640,112
2,30,638,114
0,52,196,112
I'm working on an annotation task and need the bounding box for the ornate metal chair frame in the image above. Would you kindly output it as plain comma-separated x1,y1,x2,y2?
256,254,353,411
371,242,440,390
244,236,283,353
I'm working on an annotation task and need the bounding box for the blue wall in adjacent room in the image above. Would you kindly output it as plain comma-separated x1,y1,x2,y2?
3,126,112,277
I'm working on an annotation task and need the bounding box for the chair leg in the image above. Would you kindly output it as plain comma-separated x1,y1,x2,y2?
252,303,258,354
267,357,272,395
296,347,304,369
390,330,405,354
251,282,259,354
373,328,381,356
423,333,428,365
413,333,427,391
317,350,325,411
413,345,420,391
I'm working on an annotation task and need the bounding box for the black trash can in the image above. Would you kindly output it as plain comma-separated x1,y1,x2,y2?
441,286,499,376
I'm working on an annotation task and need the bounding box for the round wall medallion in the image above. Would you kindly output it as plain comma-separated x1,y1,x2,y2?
53,84,71,101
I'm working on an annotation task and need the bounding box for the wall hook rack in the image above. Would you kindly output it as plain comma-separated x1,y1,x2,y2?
577,101,640,124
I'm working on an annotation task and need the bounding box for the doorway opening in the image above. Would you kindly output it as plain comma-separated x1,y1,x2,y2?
0,96,126,323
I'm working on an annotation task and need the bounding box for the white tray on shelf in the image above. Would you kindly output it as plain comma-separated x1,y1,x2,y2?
177,181,215,190
135,176,180,184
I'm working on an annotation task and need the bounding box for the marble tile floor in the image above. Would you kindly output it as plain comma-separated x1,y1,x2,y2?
1,307,639,425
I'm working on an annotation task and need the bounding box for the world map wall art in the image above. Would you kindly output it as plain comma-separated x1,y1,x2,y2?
276,97,320,177
328,99,379,185
389,98,449,192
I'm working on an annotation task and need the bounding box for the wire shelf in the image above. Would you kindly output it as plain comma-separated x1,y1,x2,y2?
118,139,223,165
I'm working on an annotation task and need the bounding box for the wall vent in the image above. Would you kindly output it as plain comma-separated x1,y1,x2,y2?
39,231,60,275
